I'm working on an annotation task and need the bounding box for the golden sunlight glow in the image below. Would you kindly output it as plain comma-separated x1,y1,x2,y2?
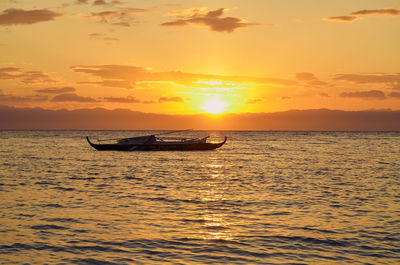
202,97,228,114
194,80,244,91
196,80,223,86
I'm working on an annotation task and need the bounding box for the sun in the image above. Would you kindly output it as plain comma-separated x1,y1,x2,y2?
202,98,228,114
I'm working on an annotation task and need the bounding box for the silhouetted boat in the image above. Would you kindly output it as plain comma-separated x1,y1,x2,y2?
86,134,227,151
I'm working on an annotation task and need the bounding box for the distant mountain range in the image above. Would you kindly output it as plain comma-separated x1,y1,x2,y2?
1,105,399,130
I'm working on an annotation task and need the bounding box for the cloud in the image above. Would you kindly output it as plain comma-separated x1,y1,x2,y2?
388,92,400,98
0,90,48,103
295,72,328,86
325,7,400,22
325,15,357,22
104,96,154,104
0,67,19,79
351,8,400,16
0,67,56,84
246,98,262,104
340,90,386,100
333,73,400,84
158,96,184,103
19,71,56,84
93,0,123,6
0,8,62,26
1,88,154,105
85,8,146,26
78,80,134,88
295,72,318,81
51,93,98,102
93,0,107,5
75,0,88,4
70,64,297,89
161,7,260,32
89,33,119,41
35,87,76,94
392,83,400,90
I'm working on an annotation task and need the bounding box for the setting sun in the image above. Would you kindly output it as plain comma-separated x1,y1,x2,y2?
202,98,228,114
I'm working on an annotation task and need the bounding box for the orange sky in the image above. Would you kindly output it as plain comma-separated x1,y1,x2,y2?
0,0,399,115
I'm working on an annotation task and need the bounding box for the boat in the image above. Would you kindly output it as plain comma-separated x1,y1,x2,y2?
86,133,227,151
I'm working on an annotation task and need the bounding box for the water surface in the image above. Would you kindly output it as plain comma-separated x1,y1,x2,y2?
0,131,399,264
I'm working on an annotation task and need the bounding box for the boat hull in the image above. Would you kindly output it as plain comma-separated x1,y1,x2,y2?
86,136,227,151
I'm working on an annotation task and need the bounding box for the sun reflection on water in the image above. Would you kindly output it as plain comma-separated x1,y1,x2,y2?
200,212,233,241
196,159,235,241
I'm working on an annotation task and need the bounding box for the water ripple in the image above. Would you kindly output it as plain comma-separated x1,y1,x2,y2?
0,130,399,264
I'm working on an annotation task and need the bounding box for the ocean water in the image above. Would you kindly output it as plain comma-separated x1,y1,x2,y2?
0,130,399,265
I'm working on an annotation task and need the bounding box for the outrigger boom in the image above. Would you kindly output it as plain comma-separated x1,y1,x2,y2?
96,129,194,142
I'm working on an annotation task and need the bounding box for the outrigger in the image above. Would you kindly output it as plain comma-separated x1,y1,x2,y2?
86,130,227,151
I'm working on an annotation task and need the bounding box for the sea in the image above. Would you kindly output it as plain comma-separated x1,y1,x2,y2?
0,130,399,265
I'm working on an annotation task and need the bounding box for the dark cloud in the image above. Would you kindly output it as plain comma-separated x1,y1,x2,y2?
20,71,56,84
334,73,400,84
72,65,149,80
158,96,184,103
325,15,357,22
86,8,146,26
93,0,123,6
93,0,106,5
161,7,260,32
0,67,19,79
35,87,75,94
76,0,88,4
388,92,400,98
102,37,119,41
0,90,48,103
51,93,98,102
351,8,400,16
0,67,56,84
295,72,327,86
340,90,386,100
0,8,62,26
325,7,400,22
104,96,154,104
89,33,102,37
70,64,297,89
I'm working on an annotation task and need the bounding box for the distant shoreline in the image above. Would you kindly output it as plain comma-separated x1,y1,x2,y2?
1,106,400,131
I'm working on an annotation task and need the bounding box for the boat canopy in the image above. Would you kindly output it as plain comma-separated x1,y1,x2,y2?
117,135,156,144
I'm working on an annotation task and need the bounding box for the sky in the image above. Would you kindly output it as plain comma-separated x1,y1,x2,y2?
0,0,399,116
